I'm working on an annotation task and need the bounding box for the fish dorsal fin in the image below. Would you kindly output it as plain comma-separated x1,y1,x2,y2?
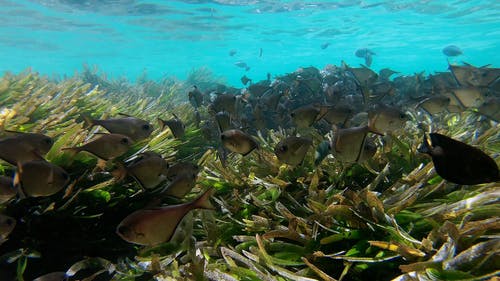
355,132,368,163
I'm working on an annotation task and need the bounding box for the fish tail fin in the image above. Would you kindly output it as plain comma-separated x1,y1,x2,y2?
366,118,384,136
81,114,96,129
192,188,215,210
111,162,127,182
13,163,26,199
157,118,166,131
417,133,432,154
61,147,81,157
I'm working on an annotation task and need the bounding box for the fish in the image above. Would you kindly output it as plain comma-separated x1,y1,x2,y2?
33,272,67,281
113,152,169,189
477,97,500,122
0,131,53,166
235,61,250,71
314,140,331,166
416,95,451,115
442,45,462,57
0,214,16,244
116,189,214,245
220,129,258,156
449,63,500,87
290,104,326,128
188,85,204,108
212,93,237,114
418,133,499,185
259,47,263,57
368,103,409,135
158,115,185,139
162,173,197,198
0,175,16,203
166,162,200,181
229,49,237,56
215,111,232,133
13,160,69,197
450,87,484,108
355,48,375,67
63,133,133,161
241,75,252,85
82,114,153,142
379,68,399,81
275,136,312,166
346,65,378,89
320,42,330,49
358,137,377,163
330,126,376,163
321,105,353,127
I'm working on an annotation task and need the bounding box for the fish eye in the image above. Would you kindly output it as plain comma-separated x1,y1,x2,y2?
290,112,295,117
399,113,407,119
117,225,131,235
280,145,288,152
220,134,226,140
142,124,151,131
121,138,130,144
43,138,53,145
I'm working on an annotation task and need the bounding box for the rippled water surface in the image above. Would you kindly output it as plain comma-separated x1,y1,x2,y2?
1,0,499,85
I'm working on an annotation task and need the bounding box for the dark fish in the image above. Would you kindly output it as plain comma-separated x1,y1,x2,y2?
416,95,451,115
449,63,500,87
0,132,53,165
241,75,252,85
314,140,331,166
113,152,169,189
14,160,69,197
274,136,312,166
83,114,153,142
0,176,16,203
116,189,214,245
442,45,462,57
33,272,67,281
229,49,237,56
379,68,399,80
166,162,199,181
320,42,330,49
322,105,353,127
290,104,326,128
235,61,250,71
477,97,500,122
450,87,484,108
0,214,15,244
215,111,232,133
418,133,499,185
63,133,132,160
355,48,375,67
188,86,204,108
158,115,185,139
220,129,258,156
212,93,237,114
368,104,409,135
259,47,263,57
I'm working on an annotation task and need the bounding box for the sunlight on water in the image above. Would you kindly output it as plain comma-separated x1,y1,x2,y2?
0,0,498,85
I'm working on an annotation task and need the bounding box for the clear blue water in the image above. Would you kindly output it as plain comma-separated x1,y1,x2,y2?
1,0,499,86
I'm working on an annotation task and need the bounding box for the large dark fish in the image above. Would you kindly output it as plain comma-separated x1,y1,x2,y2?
14,160,70,197
188,86,204,108
418,133,499,185
116,189,214,245
83,114,153,142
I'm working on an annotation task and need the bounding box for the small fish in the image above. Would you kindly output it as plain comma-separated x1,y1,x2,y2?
259,47,263,57
355,48,375,67
331,126,375,163
235,61,250,71
188,86,204,108
116,189,214,245
0,176,16,203
229,49,237,56
63,133,133,161
290,105,325,128
275,136,312,166
477,97,500,122
158,115,185,139
450,87,484,108
215,111,232,133
442,45,462,57
241,75,252,85
83,114,153,142
320,42,330,49
368,104,409,135
418,133,499,185
314,141,331,166
0,214,15,244
416,95,451,116
379,68,399,80
14,160,69,197
346,65,378,88
322,105,353,126
166,162,199,181
220,129,258,156
113,152,169,189
0,132,53,166
162,173,197,198
212,93,237,114
33,272,67,281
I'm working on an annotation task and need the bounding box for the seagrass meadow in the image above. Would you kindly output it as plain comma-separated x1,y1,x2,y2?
0,65,499,281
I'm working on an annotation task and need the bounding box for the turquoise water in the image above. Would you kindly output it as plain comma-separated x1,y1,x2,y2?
1,0,499,86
